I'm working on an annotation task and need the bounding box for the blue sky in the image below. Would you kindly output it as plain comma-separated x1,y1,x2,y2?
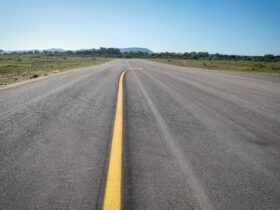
0,0,279,55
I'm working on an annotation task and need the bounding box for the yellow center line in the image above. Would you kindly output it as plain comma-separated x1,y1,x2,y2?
127,67,143,70
103,70,128,210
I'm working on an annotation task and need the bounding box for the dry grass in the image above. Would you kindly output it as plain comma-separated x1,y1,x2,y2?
151,59,280,74
0,54,113,86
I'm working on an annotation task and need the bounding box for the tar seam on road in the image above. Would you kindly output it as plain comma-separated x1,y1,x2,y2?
103,70,128,210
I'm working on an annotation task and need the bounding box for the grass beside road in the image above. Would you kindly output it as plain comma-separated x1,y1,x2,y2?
151,59,280,74
0,54,113,86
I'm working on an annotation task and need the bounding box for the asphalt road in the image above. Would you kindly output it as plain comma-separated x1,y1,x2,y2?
1,59,280,210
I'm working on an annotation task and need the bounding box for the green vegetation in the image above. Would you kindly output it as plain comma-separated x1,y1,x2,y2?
1,48,279,62
0,54,112,86
146,52,280,62
74,49,280,62
151,59,280,74
0,48,279,86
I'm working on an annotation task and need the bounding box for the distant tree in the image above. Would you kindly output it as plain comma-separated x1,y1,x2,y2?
66,50,73,55
264,54,275,62
0,49,3,54
197,52,209,59
49,47,279,62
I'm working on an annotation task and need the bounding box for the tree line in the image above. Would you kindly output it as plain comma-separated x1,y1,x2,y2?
0,48,279,62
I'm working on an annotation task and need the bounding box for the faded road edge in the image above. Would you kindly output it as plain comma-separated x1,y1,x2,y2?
103,70,127,210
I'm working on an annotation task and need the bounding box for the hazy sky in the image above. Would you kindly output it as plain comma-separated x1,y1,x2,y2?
1,0,279,55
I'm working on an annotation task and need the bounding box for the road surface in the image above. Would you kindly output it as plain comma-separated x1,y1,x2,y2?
0,59,280,210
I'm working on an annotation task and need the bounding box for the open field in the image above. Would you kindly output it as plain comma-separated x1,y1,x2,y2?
151,59,280,74
0,54,113,86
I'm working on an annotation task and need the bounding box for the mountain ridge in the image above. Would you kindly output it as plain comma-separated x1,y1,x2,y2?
120,47,153,54
1,47,153,54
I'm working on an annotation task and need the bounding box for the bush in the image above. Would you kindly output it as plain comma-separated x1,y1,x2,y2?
30,74,39,78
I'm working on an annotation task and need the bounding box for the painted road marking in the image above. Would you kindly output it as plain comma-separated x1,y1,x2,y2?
103,70,127,210
127,67,143,70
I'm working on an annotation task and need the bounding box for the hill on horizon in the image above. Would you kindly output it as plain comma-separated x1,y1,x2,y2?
120,47,153,54
1,47,153,54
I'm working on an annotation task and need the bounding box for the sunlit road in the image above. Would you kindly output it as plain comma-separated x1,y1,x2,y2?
1,59,280,209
